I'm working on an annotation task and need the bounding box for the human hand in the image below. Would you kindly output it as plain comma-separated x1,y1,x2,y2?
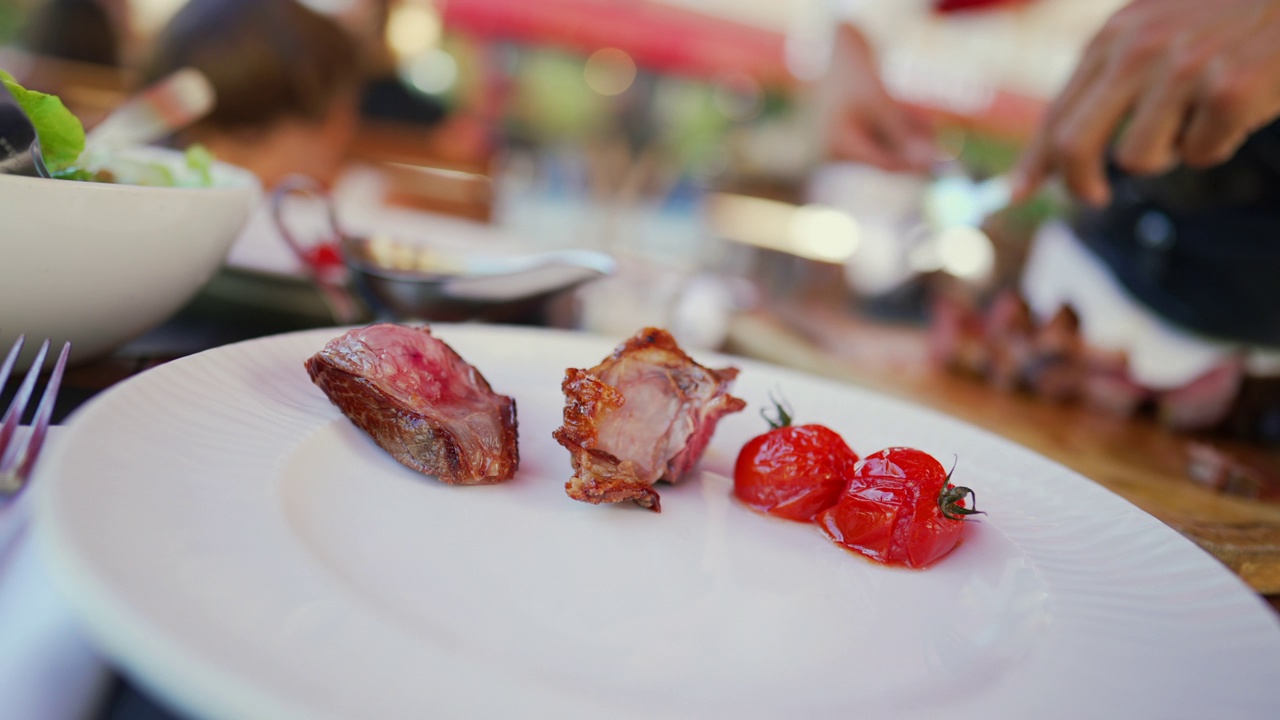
825,23,936,174
1013,0,1280,206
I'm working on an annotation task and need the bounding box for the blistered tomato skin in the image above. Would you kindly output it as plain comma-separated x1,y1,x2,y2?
816,485,902,562
852,447,946,484
733,424,861,522
817,447,979,568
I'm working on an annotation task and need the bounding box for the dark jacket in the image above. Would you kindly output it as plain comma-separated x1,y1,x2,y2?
1073,120,1280,346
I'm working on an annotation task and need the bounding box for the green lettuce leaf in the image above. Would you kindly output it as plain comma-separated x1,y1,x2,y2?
1,69,85,171
184,143,214,187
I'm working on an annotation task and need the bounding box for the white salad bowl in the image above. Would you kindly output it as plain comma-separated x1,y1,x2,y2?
0,147,260,366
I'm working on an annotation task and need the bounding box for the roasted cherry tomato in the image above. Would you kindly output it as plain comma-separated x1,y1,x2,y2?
816,447,981,568
733,400,860,522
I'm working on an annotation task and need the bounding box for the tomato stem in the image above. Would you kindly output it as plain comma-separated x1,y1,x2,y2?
939,461,982,520
939,484,983,521
761,391,794,429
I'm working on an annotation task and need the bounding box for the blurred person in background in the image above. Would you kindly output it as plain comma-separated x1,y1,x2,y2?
1012,0,1280,364
140,0,362,188
822,0,1280,436
338,0,448,128
21,0,124,66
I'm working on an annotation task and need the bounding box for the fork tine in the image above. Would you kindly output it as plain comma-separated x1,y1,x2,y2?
14,341,70,482
0,339,50,472
0,334,24,398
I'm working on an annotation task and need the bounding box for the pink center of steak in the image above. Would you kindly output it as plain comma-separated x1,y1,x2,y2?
308,324,518,484
328,325,496,410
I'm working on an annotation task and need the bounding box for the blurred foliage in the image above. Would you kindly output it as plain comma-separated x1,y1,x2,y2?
510,50,606,140
499,43,792,180
0,1,29,45
651,78,726,172
952,126,1067,230
953,129,1022,178
1007,187,1066,229
760,90,790,119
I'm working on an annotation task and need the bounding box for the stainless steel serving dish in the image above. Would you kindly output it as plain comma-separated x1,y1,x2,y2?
271,175,615,325
341,235,615,324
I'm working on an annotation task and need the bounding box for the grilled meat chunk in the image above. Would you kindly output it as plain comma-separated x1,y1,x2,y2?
554,328,746,511
306,324,518,484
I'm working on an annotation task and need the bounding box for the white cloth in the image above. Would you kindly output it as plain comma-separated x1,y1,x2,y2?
0,429,112,720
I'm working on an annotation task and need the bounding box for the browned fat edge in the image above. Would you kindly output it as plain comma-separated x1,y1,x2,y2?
552,367,623,451
565,469,662,512
609,327,687,362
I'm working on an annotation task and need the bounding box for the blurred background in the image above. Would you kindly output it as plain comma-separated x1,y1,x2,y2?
0,0,1099,347
18,0,1280,456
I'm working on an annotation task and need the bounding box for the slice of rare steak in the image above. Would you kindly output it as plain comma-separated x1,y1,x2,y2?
554,327,746,511
306,324,518,484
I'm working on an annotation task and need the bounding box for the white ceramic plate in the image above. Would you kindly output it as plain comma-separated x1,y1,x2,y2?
37,326,1280,720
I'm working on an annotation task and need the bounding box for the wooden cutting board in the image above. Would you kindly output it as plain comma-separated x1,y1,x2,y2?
727,312,1280,594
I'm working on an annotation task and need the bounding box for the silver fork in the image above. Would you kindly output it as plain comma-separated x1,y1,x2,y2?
0,336,71,497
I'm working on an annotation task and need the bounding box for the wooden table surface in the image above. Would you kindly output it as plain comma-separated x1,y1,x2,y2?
726,310,1280,600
